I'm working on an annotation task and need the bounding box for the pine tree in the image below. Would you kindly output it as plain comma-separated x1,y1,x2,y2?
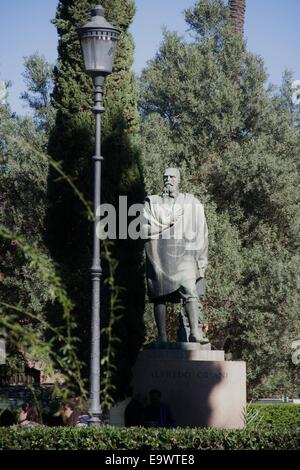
140,0,300,397
48,0,144,399
21,53,56,138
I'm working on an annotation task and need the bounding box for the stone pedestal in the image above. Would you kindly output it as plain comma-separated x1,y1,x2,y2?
110,343,246,428
121,343,246,429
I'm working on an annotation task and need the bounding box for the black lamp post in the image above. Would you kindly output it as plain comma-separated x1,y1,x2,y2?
78,5,120,426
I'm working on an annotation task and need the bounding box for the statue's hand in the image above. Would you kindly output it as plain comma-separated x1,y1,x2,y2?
172,205,184,222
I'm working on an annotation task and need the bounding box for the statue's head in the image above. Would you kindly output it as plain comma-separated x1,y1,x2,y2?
163,167,180,197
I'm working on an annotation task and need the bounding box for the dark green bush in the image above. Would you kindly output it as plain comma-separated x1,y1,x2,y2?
0,426,299,450
0,409,16,427
1,404,299,450
249,404,300,430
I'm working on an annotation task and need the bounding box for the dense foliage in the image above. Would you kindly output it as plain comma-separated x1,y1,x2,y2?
0,93,50,370
21,53,56,138
0,424,299,450
248,404,300,430
0,73,87,398
139,0,300,397
1,0,300,403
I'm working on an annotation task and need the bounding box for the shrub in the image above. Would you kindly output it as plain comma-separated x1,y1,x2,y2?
0,426,299,450
249,404,300,430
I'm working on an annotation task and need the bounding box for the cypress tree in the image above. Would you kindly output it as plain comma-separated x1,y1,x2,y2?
48,0,144,399
100,0,145,398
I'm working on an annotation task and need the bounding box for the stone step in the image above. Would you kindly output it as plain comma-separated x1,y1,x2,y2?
140,347,224,362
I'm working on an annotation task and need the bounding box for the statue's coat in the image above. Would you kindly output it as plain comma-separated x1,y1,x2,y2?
142,193,208,302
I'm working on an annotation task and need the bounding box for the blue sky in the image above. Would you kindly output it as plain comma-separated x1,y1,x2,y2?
0,0,299,115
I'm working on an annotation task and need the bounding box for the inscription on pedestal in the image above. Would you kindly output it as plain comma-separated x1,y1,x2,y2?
151,369,229,380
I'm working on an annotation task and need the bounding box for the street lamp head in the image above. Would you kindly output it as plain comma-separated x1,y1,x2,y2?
77,5,120,78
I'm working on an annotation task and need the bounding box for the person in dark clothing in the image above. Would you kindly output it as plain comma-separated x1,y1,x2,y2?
143,389,176,428
124,394,146,427
0,409,15,426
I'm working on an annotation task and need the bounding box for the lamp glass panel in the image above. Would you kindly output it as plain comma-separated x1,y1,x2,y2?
81,36,94,71
81,34,117,74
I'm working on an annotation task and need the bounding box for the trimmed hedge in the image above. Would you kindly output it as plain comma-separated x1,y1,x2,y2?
0,404,300,450
249,404,300,430
0,426,299,450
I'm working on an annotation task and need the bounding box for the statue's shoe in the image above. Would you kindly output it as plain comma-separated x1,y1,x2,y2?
189,333,210,344
155,336,167,344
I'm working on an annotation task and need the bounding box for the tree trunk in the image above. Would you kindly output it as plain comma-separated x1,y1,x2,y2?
228,0,246,36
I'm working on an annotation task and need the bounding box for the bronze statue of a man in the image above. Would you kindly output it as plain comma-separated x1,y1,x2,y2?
142,168,209,344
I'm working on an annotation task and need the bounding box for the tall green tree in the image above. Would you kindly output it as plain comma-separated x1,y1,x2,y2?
0,102,49,313
21,53,56,139
0,88,51,375
140,0,300,397
48,0,144,399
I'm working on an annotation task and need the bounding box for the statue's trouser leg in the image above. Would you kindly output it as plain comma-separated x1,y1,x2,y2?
185,301,208,343
154,301,167,342
179,282,209,344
